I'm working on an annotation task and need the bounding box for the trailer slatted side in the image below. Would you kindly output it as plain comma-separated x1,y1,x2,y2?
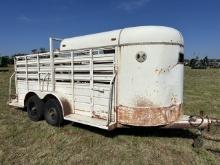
15,47,116,121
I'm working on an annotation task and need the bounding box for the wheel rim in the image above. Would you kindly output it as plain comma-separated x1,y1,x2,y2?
29,102,38,116
48,108,57,121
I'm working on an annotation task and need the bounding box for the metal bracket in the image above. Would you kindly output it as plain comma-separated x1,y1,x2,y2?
107,73,116,126
8,72,15,102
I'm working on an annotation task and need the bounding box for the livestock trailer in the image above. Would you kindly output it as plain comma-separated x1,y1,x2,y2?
8,26,209,130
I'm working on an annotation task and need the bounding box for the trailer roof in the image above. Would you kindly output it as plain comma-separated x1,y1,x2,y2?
60,26,184,51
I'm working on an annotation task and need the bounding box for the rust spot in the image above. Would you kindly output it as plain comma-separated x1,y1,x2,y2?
60,98,72,116
171,98,177,104
135,97,155,107
170,95,178,104
92,111,107,120
117,104,182,126
155,64,178,75
155,68,163,75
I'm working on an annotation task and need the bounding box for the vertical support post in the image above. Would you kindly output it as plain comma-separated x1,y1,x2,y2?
49,37,55,92
25,56,29,91
37,55,40,91
89,49,94,117
106,47,117,125
14,58,18,99
71,51,75,114
113,46,116,123
114,46,119,124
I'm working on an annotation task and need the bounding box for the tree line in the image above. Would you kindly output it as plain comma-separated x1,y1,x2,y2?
0,48,47,67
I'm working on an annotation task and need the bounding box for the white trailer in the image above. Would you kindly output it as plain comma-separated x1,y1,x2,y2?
8,26,209,130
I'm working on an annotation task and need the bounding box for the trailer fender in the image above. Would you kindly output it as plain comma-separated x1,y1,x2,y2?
24,91,72,117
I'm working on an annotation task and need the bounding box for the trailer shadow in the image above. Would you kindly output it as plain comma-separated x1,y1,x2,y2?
71,122,196,139
13,108,195,139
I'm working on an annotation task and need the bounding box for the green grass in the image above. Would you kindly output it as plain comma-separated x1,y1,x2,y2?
0,66,219,165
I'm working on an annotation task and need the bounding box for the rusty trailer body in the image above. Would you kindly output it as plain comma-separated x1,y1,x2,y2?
8,26,204,130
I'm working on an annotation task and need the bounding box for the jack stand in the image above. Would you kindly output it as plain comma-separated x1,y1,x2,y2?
193,129,204,148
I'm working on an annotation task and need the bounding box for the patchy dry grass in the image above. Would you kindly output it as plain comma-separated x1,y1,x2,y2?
0,66,219,165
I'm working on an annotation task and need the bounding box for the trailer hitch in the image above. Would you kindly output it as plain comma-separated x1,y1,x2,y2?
191,111,220,148
163,111,220,148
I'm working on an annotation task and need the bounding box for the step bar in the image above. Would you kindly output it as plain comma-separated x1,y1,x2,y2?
64,113,116,130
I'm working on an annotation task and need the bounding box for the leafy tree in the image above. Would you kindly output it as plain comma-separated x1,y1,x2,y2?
39,48,47,53
31,49,38,54
0,56,8,67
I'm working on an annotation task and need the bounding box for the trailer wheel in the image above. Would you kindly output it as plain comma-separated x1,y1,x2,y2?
26,95,44,121
44,99,63,126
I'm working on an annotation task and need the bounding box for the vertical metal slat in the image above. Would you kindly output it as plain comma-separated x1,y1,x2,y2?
25,56,29,91
71,51,75,114
49,37,55,91
90,49,94,117
37,55,40,91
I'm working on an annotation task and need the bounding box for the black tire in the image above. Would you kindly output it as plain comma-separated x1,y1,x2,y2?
44,99,63,126
26,95,44,121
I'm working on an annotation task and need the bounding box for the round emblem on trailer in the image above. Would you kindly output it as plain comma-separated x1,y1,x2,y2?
136,51,146,63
